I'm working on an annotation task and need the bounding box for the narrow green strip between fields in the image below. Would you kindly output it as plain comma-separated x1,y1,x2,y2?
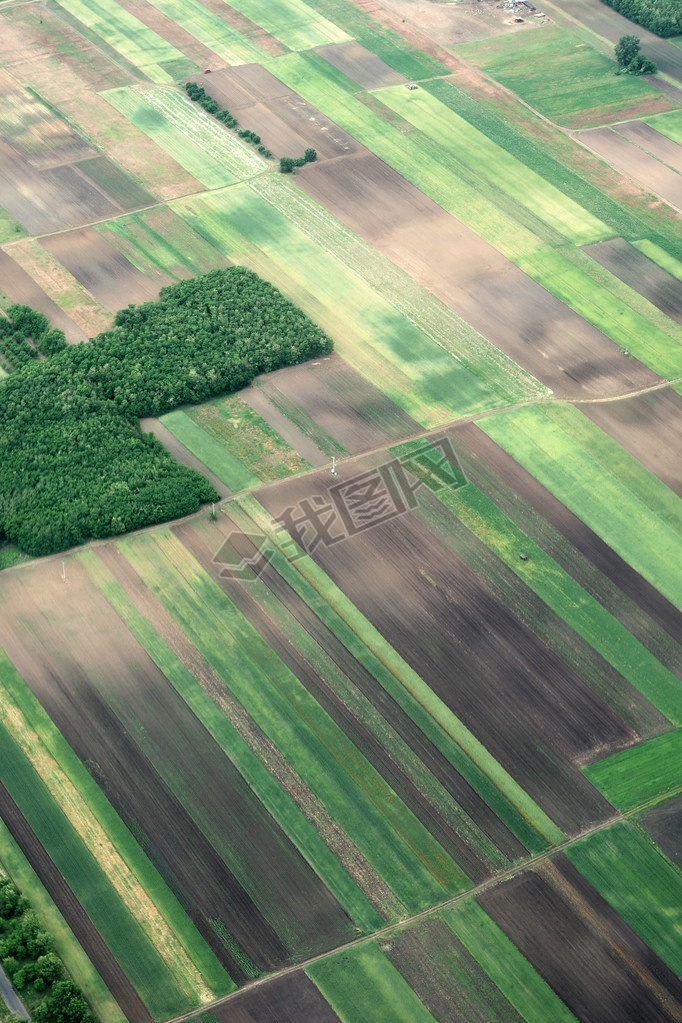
79,548,383,934
233,494,565,845
565,822,682,979
444,899,579,1023
584,730,682,811
632,239,682,282
478,405,682,610
160,409,259,491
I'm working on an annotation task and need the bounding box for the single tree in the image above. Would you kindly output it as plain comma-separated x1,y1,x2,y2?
615,34,657,73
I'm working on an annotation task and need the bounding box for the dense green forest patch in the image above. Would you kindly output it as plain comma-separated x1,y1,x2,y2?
599,0,681,38
0,268,332,558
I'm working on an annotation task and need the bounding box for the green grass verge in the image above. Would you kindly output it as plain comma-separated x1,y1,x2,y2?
584,730,682,811
187,395,310,482
565,821,682,978
0,206,27,244
478,404,682,610
391,446,681,726
118,530,470,914
160,409,259,491
632,238,682,281
0,819,125,1023
444,899,579,1023
102,86,264,188
53,0,190,82
458,28,670,127
0,644,231,1006
378,85,611,246
0,544,30,572
232,494,565,847
307,942,439,1023
79,548,382,934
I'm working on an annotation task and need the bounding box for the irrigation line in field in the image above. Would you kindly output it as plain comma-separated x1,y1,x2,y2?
167,811,627,1023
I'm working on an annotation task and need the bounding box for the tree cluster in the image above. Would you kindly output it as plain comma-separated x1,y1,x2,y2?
601,0,680,37
615,34,657,73
279,149,317,174
0,876,94,1023
0,267,333,557
0,305,66,372
184,82,273,158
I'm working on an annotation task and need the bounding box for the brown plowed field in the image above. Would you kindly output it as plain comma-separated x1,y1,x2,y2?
575,128,682,211
0,560,355,980
314,41,407,89
0,250,88,343
40,228,167,311
206,970,341,1023
579,389,682,498
255,451,630,833
458,422,682,649
188,65,359,161
639,795,682,869
298,150,658,398
177,515,529,883
479,855,682,1023
614,122,682,173
583,238,682,325
0,781,153,1023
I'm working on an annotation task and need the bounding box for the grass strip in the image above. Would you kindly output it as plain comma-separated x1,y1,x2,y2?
307,941,439,1023
232,494,565,846
479,405,682,610
160,409,259,491
565,821,682,978
79,548,382,933
444,899,579,1023
584,730,682,811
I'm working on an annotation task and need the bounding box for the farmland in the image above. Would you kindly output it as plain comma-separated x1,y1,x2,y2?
1,0,682,1020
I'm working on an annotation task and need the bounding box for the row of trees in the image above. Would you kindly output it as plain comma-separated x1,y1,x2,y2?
184,82,274,158
280,149,317,174
0,267,334,556
0,876,95,1023
601,0,680,37
0,305,66,372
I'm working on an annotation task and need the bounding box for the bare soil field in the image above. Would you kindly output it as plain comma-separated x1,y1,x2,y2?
578,389,682,499
456,422,682,649
0,69,94,170
190,64,360,160
206,969,341,1023
0,249,88,343
0,557,357,981
575,128,682,211
479,856,682,1022
140,417,230,498
371,0,537,47
0,781,153,1023
299,150,658,397
639,795,682,869
251,353,420,455
41,228,168,311
314,40,407,88
583,238,682,325
614,121,682,174
256,448,631,833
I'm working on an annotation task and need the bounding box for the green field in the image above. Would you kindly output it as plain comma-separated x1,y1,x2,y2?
457,29,671,127
585,730,682,811
96,206,223,279
224,0,350,50
644,109,682,145
143,0,269,64
103,86,265,188
632,239,682,281
566,822,682,977
54,0,192,82
479,404,682,610
159,409,260,492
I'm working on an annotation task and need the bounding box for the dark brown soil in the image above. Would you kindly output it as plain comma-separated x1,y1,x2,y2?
638,794,682,869
583,237,682,325
479,855,682,1023
204,970,341,1022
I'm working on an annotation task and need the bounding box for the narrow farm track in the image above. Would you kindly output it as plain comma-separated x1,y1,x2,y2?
170,811,627,1023
0,781,154,1023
